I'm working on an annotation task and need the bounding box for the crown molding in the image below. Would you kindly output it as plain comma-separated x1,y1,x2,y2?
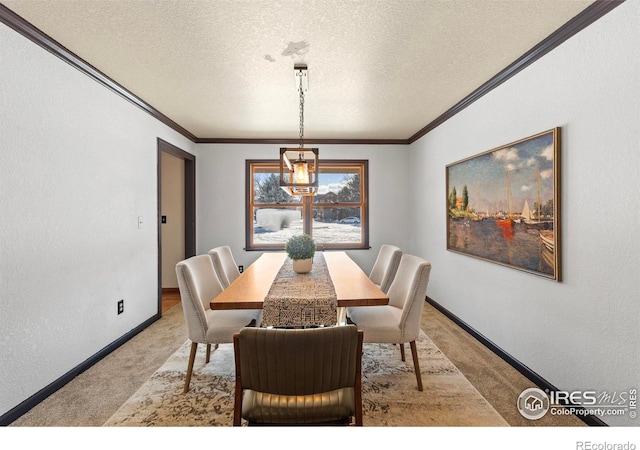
195,137,409,145
407,0,625,144
1,1,625,145
0,3,197,142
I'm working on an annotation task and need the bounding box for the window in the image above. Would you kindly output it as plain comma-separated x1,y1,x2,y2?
246,160,369,250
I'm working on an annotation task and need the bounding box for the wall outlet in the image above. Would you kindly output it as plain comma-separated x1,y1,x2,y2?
238,265,244,273
117,299,124,315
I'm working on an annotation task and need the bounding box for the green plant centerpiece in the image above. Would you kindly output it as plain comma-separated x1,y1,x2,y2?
285,234,316,274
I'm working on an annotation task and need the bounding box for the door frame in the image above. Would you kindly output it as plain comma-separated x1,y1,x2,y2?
157,138,196,314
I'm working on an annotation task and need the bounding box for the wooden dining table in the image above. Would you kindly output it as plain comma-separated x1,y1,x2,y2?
209,251,388,311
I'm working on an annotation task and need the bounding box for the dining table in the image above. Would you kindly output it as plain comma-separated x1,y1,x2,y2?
209,251,388,318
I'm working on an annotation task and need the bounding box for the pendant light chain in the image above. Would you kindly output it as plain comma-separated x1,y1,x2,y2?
279,65,318,197
298,71,305,149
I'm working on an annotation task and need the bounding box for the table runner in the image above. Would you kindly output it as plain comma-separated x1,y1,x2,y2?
262,252,338,327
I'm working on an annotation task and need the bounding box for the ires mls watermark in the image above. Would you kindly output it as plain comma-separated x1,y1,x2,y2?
517,387,637,420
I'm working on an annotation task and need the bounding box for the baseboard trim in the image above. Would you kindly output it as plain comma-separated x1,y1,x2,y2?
426,296,608,427
2,297,610,426
0,313,161,426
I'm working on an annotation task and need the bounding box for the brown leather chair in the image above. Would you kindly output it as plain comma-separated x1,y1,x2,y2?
232,325,364,426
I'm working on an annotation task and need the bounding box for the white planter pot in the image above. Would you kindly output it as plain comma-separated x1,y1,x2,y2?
292,258,313,274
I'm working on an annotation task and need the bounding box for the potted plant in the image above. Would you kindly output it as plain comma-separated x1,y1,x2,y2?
285,234,316,274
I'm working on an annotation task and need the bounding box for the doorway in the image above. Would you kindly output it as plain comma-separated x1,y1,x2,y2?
157,138,195,315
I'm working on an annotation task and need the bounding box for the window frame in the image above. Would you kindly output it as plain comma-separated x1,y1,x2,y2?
245,159,369,251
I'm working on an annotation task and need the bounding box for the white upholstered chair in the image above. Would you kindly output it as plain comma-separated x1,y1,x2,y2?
347,254,431,391
176,254,261,393
369,244,402,294
208,246,241,289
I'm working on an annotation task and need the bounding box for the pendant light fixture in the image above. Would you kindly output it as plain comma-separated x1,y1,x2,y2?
280,64,319,196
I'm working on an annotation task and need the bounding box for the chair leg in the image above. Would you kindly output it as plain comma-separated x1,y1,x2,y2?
233,334,242,426
184,342,198,393
399,343,405,362
206,344,211,363
409,340,423,391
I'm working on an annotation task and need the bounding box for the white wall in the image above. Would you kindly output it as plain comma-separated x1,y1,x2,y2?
408,1,640,426
0,23,194,416
195,144,410,273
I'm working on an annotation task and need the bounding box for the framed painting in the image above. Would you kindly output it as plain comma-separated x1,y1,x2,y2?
446,128,561,280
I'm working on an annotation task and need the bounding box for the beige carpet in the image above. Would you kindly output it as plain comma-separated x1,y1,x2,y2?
103,330,508,427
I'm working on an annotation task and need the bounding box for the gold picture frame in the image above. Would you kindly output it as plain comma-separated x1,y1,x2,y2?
446,128,561,281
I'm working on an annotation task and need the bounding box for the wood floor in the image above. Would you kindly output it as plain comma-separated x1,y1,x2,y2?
161,288,181,313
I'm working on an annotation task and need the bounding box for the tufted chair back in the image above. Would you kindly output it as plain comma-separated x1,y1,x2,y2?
176,254,261,393
369,244,402,294
347,253,431,391
176,254,223,343
208,246,241,288
387,254,432,344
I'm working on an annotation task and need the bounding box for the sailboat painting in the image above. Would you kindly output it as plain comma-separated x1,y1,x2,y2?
446,128,561,281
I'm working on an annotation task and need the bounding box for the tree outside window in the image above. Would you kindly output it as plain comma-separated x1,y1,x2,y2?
246,160,368,250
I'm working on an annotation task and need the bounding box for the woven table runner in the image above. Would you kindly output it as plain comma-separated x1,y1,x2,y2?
262,252,338,327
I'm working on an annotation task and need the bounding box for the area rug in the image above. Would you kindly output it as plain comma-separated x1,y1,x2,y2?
103,330,508,427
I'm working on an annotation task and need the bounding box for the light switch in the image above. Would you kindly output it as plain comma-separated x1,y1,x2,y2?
138,216,144,229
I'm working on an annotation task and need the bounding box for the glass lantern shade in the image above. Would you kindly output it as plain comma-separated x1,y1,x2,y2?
280,148,319,196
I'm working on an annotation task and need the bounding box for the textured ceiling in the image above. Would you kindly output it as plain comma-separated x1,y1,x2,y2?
2,0,594,141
